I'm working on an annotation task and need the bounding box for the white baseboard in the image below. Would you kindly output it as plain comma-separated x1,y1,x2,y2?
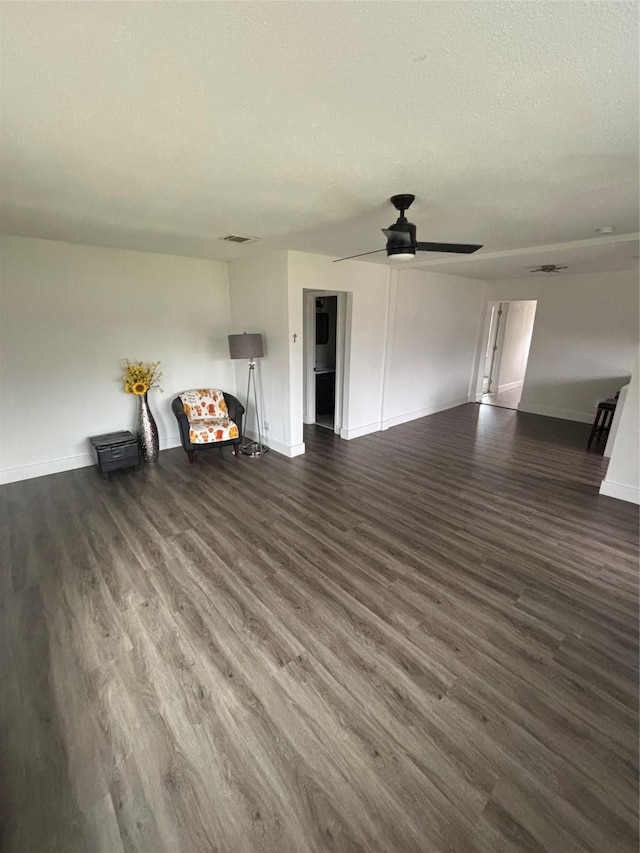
517,402,593,424
0,433,183,485
382,396,470,430
0,452,95,484
498,379,524,392
340,421,382,440
270,439,305,458
170,431,305,459
340,397,472,441
161,434,181,450
243,429,305,458
599,478,640,505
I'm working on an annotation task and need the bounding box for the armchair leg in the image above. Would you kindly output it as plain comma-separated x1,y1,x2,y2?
187,450,194,463
232,444,239,457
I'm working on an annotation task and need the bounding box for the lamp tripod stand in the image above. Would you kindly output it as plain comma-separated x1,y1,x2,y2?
242,357,269,456
228,332,269,457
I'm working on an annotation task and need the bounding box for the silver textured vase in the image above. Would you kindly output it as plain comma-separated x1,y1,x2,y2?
136,392,159,463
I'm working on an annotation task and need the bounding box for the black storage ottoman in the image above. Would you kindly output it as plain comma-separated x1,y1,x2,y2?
89,430,141,477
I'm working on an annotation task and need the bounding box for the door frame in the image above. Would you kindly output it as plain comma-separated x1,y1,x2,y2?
488,302,509,393
303,289,346,434
474,299,537,402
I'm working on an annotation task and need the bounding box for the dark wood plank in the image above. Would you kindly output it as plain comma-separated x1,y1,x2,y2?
0,403,638,852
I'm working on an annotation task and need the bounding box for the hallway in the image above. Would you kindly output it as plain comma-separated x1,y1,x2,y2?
481,386,523,410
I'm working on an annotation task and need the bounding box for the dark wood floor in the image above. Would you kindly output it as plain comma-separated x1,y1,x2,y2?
1,403,638,853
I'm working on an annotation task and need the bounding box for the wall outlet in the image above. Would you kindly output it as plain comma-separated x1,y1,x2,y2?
263,421,270,431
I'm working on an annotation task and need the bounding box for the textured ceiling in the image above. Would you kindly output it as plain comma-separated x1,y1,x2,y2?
1,1,638,278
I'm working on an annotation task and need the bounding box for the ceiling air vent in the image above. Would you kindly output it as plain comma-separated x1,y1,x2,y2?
219,234,261,244
530,264,568,274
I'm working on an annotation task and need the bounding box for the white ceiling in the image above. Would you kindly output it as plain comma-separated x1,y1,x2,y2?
1,1,638,279
408,234,640,280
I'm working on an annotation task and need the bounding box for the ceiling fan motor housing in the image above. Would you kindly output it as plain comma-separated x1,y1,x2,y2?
386,220,417,256
386,195,417,256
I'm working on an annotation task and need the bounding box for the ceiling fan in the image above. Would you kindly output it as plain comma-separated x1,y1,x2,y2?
530,264,568,274
333,194,482,263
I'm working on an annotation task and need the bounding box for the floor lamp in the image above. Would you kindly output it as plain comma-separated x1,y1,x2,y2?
228,332,269,456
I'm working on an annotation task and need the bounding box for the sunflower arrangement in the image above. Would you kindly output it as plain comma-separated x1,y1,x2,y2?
123,360,163,396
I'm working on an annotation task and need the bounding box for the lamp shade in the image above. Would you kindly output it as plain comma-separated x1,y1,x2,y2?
228,333,264,360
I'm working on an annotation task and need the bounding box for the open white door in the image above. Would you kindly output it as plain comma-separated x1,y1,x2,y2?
483,303,506,393
303,289,346,435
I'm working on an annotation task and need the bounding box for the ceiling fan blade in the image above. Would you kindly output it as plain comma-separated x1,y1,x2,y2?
416,241,483,254
382,228,412,246
333,249,387,263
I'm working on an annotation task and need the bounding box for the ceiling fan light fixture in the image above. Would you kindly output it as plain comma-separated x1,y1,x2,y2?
387,249,416,261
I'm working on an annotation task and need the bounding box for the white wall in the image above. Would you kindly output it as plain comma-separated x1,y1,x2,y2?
0,235,233,483
287,253,487,441
497,300,537,390
287,252,391,440
7,236,633,483
227,251,301,456
487,270,639,422
383,269,486,427
600,358,639,504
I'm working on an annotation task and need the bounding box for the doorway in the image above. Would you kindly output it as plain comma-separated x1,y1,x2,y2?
478,300,537,410
303,290,346,433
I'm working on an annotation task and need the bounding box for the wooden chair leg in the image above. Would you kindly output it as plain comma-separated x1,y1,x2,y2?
187,450,194,463
587,409,603,448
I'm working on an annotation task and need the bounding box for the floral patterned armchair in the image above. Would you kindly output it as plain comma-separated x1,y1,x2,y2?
171,389,244,463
